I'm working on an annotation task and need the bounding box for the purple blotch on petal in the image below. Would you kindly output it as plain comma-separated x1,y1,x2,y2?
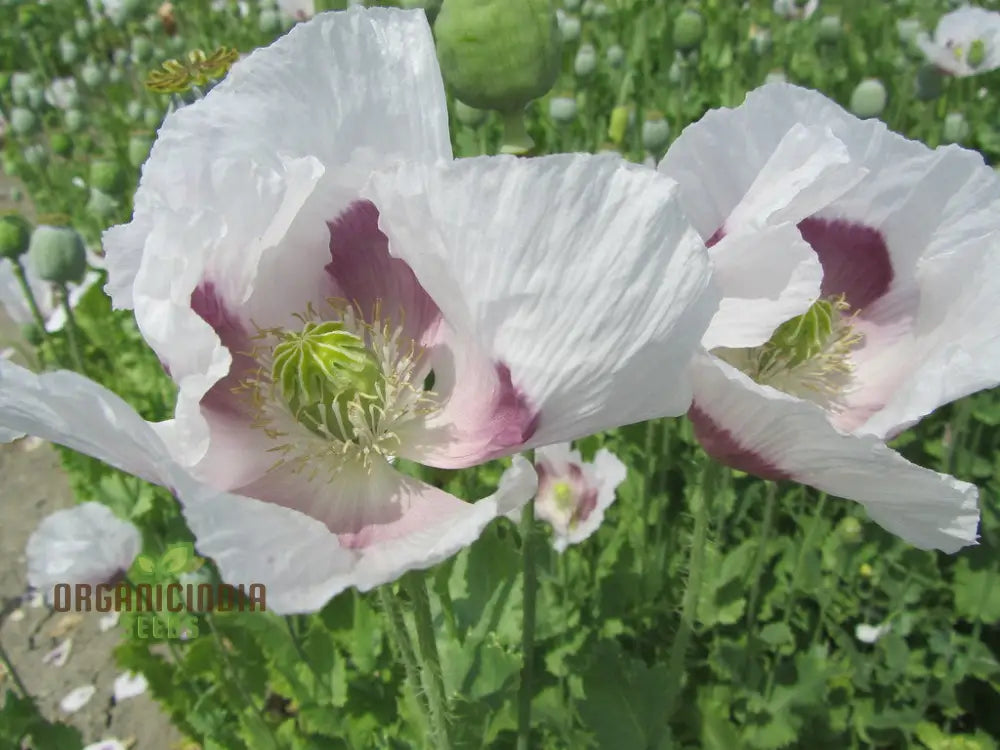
688,404,791,481
487,363,540,457
706,226,725,248
798,217,893,311
190,281,255,416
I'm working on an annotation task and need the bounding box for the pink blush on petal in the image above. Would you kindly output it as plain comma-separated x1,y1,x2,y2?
688,404,791,481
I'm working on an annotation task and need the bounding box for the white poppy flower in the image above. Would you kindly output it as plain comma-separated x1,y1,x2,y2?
773,0,818,20
26,502,142,604
659,82,1000,552
855,622,891,644
522,443,627,552
0,8,718,614
917,6,1000,77
0,251,102,333
113,671,148,702
59,684,96,713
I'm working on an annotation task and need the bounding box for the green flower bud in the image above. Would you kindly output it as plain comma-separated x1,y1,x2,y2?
915,63,944,102
435,0,562,113
128,133,153,167
28,226,88,285
837,516,863,545
86,187,118,220
259,9,281,34
574,43,597,77
817,15,841,43
272,322,385,442
131,36,154,64
607,104,630,144
673,9,705,52
641,111,670,153
64,109,86,133
89,159,127,194
80,62,105,88
557,12,581,42
849,78,887,119
50,132,73,157
605,44,625,68
21,322,44,346
10,108,37,136
59,38,80,65
549,95,577,124
942,112,969,144
0,213,32,260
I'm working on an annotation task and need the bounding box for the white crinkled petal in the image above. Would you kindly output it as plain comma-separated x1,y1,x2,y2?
363,153,719,448
27,502,142,602
691,354,979,553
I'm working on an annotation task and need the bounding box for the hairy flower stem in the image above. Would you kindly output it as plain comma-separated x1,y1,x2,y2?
10,258,49,345
378,586,432,737
517,499,538,750
403,573,452,750
663,457,717,719
57,283,85,374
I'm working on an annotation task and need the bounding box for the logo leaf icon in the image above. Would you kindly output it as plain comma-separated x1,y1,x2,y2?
161,546,192,575
135,555,156,575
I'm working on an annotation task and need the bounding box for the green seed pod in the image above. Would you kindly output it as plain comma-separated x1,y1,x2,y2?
641,111,670,153
837,516,863,545
59,38,80,65
0,213,32,260
258,9,281,34
127,133,153,167
89,159,127,194
557,11,581,42
943,112,969,144
21,322,44,346
435,0,562,114
50,132,73,157
915,63,944,102
574,43,597,77
10,107,37,136
64,108,86,133
606,44,625,68
849,78,887,119
80,62,105,88
549,95,577,124
453,99,488,128
28,226,88,285
86,187,118,221
817,15,841,43
673,8,705,52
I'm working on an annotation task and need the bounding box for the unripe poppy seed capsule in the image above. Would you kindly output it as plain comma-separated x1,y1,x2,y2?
28,226,88,285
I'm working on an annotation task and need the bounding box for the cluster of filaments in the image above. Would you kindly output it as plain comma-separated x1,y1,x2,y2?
236,300,438,479
713,294,865,411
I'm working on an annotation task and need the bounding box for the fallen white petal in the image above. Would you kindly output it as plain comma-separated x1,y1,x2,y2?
99,611,120,632
59,684,96,713
113,671,148,702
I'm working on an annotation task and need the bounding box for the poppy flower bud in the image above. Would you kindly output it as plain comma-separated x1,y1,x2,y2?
10,107,37,136
673,8,705,52
0,213,32,260
549,95,578,124
574,43,597,77
435,0,562,113
817,15,841,43
641,111,670,153
849,78,887,119
942,112,969,144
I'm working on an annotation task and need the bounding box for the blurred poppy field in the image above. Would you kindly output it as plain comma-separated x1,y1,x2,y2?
2,0,1000,749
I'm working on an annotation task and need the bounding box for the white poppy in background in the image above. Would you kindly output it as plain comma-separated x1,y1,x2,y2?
773,0,818,21
917,6,1000,77
517,443,627,552
855,622,891,644
0,8,718,614
659,82,1000,553
26,502,141,604
0,252,101,333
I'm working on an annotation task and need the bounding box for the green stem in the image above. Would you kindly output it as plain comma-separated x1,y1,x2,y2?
944,397,973,477
663,458,716,718
57,283,85,373
0,639,29,696
403,573,452,750
500,109,535,156
10,258,49,340
378,586,432,736
745,481,777,631
517,500,538,750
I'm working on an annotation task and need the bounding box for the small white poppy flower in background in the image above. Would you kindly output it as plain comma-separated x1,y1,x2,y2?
59,684,96,713
529,444,627,552
0,8,718,614
659,82,1000,553
773,0,818,21
26,502,142,605
917,6,1000,77
855,622,891,644
113,671,148,702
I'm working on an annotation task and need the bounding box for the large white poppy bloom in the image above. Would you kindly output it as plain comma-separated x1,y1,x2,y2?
916,6,1000,77
659,82,1000,553
0,9,717,613
26,502,141,603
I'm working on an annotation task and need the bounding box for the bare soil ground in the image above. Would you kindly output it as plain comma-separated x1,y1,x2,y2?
0,173,184,749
